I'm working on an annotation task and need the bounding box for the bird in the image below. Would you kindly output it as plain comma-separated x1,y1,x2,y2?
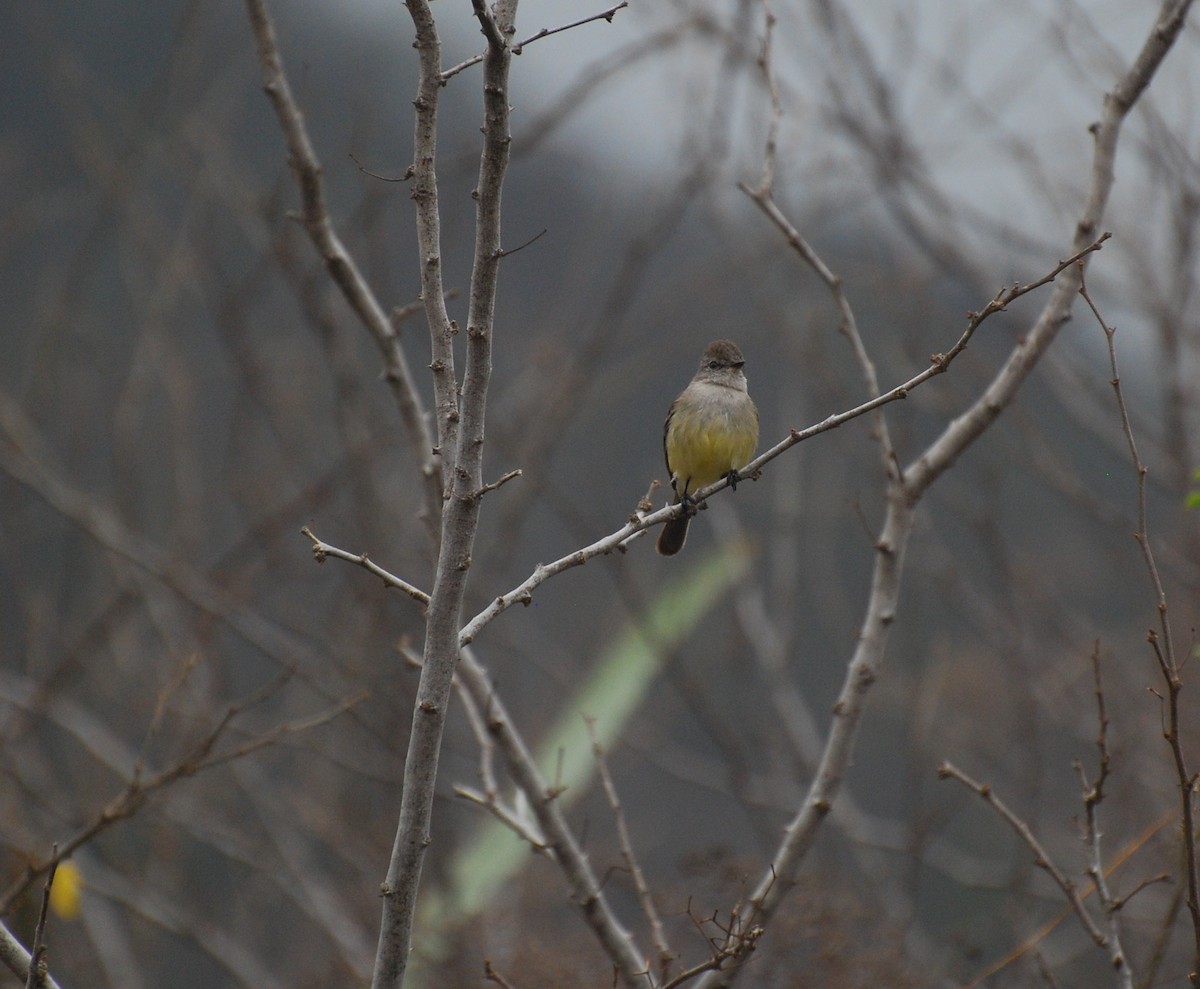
656,339,759,556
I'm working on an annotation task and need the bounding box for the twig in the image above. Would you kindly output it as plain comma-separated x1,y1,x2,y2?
664,904,762,989
939,761,1107,947
348,152,413,183
495,228,548,259
25,851,57,989
483,959,520,989
442,2,629,80
301,527,431,606
585,718,673,981
453,786,548,850
474,469,523,499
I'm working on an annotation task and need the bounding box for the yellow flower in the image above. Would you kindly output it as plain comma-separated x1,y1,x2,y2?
49,861,82,920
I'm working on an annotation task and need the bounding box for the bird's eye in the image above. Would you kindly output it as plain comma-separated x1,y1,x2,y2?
707,360,720,369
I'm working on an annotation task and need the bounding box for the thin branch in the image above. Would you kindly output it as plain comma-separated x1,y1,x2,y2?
348,152,414,183
302,527,431,606
442,2,629,80
960,811,1175,989
586,717,673,982
663,906,763,989
1080,261,1200,973
453,785,548,849
24,851,57,989
474,468,522,499
495,228,547,259
939,762,1107,947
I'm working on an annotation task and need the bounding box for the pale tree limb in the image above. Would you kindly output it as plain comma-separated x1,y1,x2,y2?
370,1,521,986
242,0,443,538
694,3,1194,986
0,921,62,989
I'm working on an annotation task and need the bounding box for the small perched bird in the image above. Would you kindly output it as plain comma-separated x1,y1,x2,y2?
656,339,759,556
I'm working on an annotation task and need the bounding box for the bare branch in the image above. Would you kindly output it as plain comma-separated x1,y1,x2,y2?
372,0,527,985
242,0,442,538
453,785,548,850
302,527,431,606
474,469,523,500
741,0,899,488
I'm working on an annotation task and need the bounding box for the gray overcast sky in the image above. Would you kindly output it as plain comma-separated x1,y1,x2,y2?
319,0,1197,313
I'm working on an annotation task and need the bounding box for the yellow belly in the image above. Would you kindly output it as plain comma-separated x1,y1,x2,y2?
666,406,757,495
